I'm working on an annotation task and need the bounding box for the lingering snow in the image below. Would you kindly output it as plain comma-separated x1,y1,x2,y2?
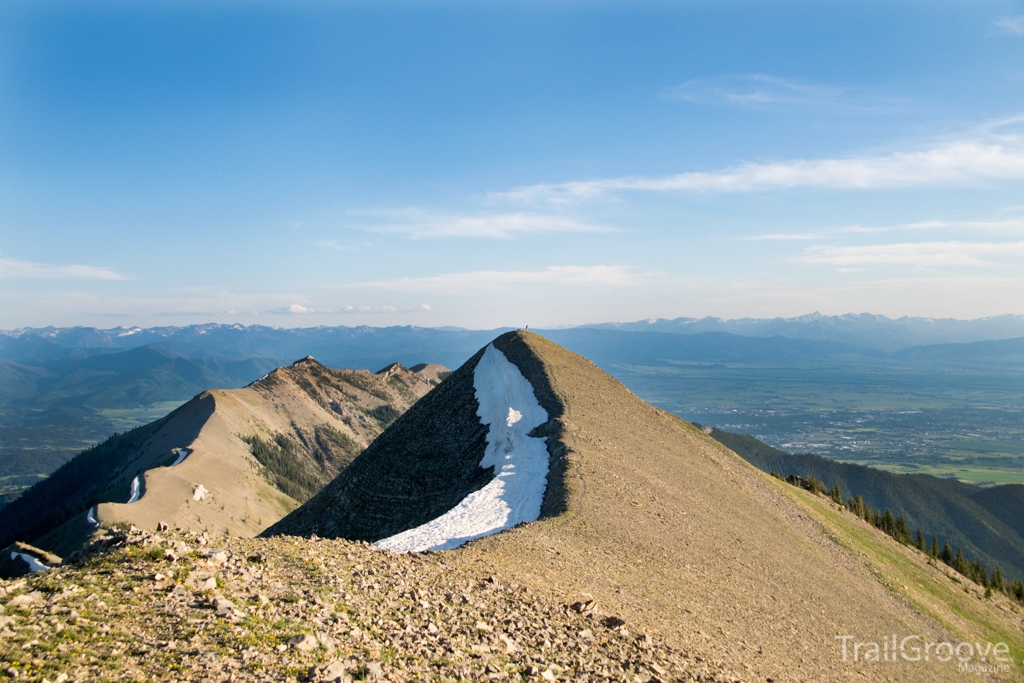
377,343,549,553
10,552,49,573
170,448,192,466
86,506,99,527
127,476,141,504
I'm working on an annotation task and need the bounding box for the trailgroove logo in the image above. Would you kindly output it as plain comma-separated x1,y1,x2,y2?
836,635,1013,673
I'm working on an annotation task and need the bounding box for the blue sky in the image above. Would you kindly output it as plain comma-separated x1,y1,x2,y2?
2,0,1024,329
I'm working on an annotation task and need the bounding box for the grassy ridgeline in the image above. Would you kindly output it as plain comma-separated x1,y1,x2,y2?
705,426,1024,580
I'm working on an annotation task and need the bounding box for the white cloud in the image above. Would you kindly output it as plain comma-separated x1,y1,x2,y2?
494,137,1024,204
843,218,1024,235
794,241,1024,267
746,217,1024,241
0,256,126,280
266,304,347,315
346,265,638,293
315,239,373,251
266,303,404,315
995,16,1024,35
664,74,845,108
353,209,612,239
743,233,822,241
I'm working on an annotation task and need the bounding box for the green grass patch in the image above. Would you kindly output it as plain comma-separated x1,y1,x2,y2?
773,479,1024,674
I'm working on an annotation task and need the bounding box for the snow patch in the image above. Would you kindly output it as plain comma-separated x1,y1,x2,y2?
11,552,49,573
171,448,192,466
86,506,99,528
376,343,549,553
127,476,141,504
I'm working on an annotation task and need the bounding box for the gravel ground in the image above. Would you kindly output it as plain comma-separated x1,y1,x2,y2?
0,526,738,683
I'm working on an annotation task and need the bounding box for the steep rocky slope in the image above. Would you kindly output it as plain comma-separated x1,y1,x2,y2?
1,359,447,556
268,331,1023,681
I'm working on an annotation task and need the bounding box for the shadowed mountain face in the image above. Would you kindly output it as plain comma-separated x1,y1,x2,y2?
263,334,571,543
0,358,448,555
265,331,1018,681
263,350,492,541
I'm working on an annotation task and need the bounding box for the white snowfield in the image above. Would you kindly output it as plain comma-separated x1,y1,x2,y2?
86,506,99,527
377,344,550,553
127,476,141,504
11,551,49,573
170,448,192,466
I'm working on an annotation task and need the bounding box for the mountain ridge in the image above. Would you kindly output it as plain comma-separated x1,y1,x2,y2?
266,330,1020,680
0,357,448,556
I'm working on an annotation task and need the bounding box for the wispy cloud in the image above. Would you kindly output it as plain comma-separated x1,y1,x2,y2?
664,74,845,108
315,239,369,251
743,233,822,241
494,137,1024,204
794,241,1024,267
0,256,126,280
266,303,400,315
745,217,1024,241
345,265,638,293
351,209,612,239
995,16,1024,36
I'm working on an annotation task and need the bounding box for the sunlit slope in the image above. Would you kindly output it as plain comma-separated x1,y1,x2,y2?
770,478,1024,679
272,331,1017,681
14,358,446,555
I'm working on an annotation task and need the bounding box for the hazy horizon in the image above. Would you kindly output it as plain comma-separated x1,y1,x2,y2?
6,310,1024,336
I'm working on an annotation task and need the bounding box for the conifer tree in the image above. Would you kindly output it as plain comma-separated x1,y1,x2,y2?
880,509,894,535
830,483,842,505
955,548,967,574
941,541,953,564
993,568,1005,592
915,527,925,551
930,537,939,559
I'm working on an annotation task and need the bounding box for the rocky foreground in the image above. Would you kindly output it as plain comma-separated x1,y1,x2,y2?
0,527,739,682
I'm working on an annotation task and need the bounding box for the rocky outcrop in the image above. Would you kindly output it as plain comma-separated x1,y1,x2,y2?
0,542,61,579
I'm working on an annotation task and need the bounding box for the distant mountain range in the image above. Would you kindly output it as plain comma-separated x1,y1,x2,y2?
0,323,505,369
583,312,1024,350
